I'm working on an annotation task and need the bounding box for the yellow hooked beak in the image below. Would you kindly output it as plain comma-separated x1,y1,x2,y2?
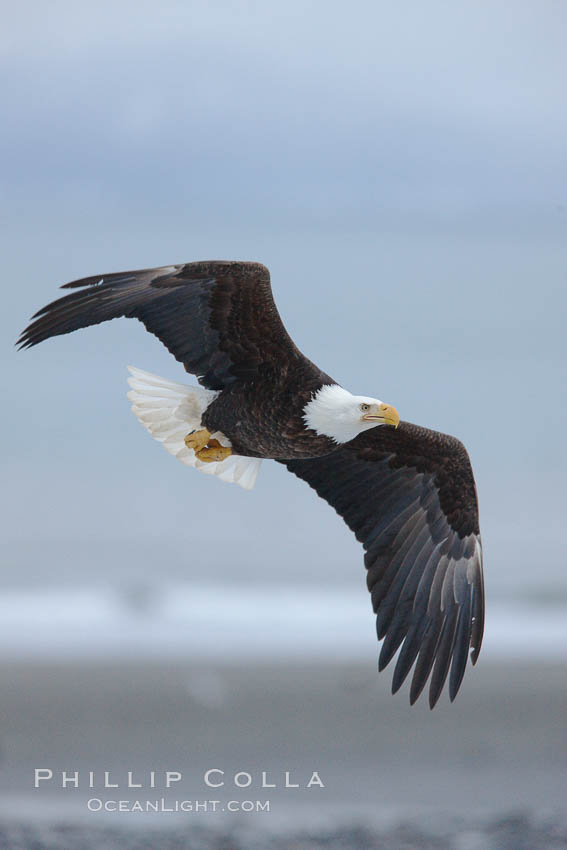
362,402,400,428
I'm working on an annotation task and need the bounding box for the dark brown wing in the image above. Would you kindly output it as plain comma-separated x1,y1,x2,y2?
283,422,484,708
18,261,303,391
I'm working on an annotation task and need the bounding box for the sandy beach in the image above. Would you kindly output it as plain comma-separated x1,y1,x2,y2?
0,659,565,848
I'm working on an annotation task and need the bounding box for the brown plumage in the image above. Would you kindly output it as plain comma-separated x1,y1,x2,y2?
283,425,483,707
18,260,484,706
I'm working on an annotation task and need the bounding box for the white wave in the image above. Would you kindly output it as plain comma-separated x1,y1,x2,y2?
0,584,565,661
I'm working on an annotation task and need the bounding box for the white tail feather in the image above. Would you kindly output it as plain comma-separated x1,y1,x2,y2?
126,366,262,491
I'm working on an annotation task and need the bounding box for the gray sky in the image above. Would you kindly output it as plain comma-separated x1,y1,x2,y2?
2,1,566,600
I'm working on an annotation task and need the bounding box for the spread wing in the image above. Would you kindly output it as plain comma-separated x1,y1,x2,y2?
18,261,302,391
283,422,484,708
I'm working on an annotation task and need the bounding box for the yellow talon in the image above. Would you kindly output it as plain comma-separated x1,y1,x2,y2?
184,429,232,462
196,445,233,464
184,429,211,453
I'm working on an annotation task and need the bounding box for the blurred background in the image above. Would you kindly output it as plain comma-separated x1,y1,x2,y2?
1,1,567,847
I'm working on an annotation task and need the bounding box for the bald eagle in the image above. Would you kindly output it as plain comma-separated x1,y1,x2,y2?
18,260,484,707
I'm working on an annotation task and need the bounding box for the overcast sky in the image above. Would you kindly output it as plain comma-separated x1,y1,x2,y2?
2,1,566,602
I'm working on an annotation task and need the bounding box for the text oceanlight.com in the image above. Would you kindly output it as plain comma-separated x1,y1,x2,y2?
87,798,270,813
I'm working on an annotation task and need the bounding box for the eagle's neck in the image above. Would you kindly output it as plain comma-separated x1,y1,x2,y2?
302,384,364,445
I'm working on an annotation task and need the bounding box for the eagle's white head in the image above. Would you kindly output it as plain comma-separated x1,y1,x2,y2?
302,384,400,445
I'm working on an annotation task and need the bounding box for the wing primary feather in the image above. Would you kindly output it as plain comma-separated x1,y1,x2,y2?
449,586,473,700
409,612,444,705
428,605,460,708
391,614,429,694
470,580,485,664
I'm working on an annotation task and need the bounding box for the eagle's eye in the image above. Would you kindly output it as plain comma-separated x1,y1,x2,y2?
360,403,370,412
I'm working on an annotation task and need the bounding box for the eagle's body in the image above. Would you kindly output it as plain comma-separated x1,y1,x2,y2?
19,260,484,707
202,368,337,459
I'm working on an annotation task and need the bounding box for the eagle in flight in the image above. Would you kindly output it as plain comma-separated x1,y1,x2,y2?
19,260,484,707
